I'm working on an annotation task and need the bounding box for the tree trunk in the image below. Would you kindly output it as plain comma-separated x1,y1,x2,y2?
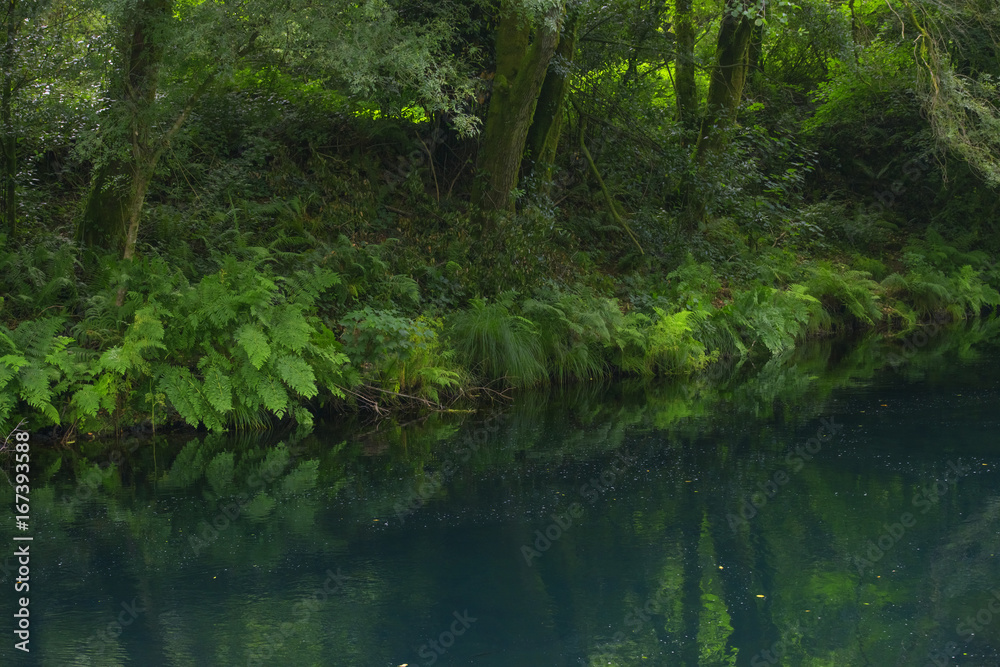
748,21,764,75
674,0,697,129
523,5,578,194
472,1,562,213
695,0,754,161
77,0,172,256
1,0,18,242
79,161,129,250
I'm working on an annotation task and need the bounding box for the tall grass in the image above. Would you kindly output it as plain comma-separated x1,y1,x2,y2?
521,286,620,382
448,294,545,386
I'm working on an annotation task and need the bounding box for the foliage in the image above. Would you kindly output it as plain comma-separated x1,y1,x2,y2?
0,317,94,431
713,284,826,356
877,231,1000,320
805,262,882,326
340,308,464,403
521,285,622,382
616,309,715,376
2,0,999,433
448,294,545,387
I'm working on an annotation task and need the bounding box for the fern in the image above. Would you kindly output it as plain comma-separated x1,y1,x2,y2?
806,262,882,325
0,317,105,430
521,285,621,382
616,308,714,376
882,263,1000,320
274,354,318,398
235,324,271,369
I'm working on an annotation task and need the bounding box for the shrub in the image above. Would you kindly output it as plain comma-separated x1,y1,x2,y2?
448,294,545,386
340,308,464,403
615,308,715,376
805,262,882,325
521,285,623,382
89,255,357,431
0,317,99,432
713,284,826,356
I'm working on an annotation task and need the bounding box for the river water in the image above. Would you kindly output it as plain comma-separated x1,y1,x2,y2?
1,326,999,666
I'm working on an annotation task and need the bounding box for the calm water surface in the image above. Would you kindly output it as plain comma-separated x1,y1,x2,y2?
1,331,999,666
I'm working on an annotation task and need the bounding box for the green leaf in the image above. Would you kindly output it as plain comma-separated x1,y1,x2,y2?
275,354,317,398
256,374,289,416
203,365,233,414
269,306,312,352
236,323,271,370
160,367,204,427
71,385,104,418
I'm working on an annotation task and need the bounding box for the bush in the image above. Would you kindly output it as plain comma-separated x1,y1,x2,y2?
712,284,826,356
448,294,545,386
340,308,464,403
805,262,882,326
0,317,98,433
615,308,715,376
521,285,622,382
86,255,357,431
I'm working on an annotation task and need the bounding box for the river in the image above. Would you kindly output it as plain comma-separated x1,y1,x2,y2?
1,325,999,666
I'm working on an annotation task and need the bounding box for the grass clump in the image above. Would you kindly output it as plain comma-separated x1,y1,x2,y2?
448,294,545,387
521,285,622,382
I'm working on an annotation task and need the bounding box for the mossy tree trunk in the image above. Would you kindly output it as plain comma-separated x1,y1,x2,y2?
748,21,764,75
695,0,755,162
523,5,578,195
674,0,697,130
77,0,172,257
472,1,562,213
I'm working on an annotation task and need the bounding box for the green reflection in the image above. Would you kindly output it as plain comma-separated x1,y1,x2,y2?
0,326,998,665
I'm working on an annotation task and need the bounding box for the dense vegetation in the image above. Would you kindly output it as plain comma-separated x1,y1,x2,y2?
2,0,999,439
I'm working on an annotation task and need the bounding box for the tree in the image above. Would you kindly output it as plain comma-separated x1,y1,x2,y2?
523,2,580,193
77,0,176,257
77,0,473,260
696,0,757,161
674,0,698,129
0,0,22,241
472,0,564,213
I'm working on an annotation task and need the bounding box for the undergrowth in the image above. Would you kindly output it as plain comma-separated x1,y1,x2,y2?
1,221,997,437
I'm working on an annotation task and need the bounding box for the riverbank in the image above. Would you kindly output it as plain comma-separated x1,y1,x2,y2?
4,238,998,444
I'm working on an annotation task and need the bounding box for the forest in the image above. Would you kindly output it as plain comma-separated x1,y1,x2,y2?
2,0,1000,439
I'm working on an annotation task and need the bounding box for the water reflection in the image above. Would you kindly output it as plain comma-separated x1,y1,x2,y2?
0,324,999,665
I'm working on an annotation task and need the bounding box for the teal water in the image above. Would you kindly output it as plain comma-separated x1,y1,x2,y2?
1,330,1000,666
